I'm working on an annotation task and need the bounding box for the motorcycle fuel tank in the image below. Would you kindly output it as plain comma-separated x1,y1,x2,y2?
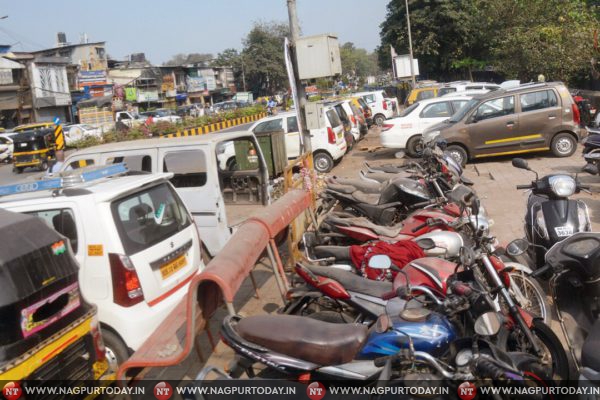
357,311,457,359
415,231,464,258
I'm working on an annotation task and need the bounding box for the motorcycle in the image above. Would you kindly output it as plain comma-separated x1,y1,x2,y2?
511,157,592,268
512,232,600,386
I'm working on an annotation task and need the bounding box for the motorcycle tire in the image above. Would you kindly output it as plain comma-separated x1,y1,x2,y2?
508,272,550,325
497,319,570,382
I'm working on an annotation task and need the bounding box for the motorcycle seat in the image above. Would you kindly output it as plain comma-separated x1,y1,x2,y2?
236,314,368,366
352,191,381,205
303,263,393,297
327,177,382,194
313,245,351,261
581,319,600,372
324,214,404,238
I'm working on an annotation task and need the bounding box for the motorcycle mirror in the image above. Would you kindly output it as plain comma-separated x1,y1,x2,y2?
471,197,480,217
511,158,530,170
474,312,503,336
506,238,529,257
583,163,599,175
394,151,406,159
368,254,392,270
415,238,436,250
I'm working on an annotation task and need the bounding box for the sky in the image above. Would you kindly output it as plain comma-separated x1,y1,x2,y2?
0,0,389,64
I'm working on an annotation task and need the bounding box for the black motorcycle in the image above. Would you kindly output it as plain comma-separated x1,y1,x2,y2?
511,158,592,268
511,233,600,384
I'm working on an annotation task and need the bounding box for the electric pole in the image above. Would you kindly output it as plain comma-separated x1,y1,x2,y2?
405,0,416,86
286,0,312,153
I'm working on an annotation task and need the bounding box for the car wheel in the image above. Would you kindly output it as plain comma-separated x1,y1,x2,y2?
406,135,424,158
39,160,49,172
446,145,468,167
551,133,576,157
102,330,130,375
374,114,385,126
313,152,334,173
14,167,23,174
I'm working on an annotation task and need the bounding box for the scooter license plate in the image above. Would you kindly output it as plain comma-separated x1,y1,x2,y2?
160,255,187,279
555,226,574,237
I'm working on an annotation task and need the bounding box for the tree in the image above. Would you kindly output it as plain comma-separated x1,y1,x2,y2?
339,42,379,83
241,21,290,96
212,48,247,91
163,53,213,66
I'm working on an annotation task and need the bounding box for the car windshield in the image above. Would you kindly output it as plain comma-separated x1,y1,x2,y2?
326,109,342,128
112,183,192,255
399,102,420,117
449,98,479,122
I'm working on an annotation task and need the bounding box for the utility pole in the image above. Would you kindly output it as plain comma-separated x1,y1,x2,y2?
405,0,416,86
241,56,247,92
286,0,311,153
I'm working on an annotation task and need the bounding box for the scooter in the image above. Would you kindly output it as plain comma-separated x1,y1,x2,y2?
511,158,592,268
512,233,600,386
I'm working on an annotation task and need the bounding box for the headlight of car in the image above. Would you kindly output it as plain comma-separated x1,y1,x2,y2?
549,175,576,197
535,209,549,240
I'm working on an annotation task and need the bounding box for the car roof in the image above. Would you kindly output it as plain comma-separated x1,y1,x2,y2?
0,172,173,205
65,130,256,156
471,82,565,102
417,95,473,105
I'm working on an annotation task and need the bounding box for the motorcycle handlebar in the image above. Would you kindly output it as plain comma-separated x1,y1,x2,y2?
516,184,532,190
411,222,429,233
449,281,473,297
411,199,436,209
530,264,552,278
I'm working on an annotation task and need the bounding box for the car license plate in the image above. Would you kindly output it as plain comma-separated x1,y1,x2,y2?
555,226,573,237
160,255,187,279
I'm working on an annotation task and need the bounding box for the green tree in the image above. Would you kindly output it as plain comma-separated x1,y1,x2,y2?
212,48,245,90
339,42,379,82
241,21,290,96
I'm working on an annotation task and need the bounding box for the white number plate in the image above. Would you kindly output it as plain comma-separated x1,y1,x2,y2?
555,226,573,237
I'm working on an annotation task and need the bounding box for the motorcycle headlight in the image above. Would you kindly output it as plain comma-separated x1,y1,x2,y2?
469,215,490,235
535,209,549,240
578,201,592,232
549,175,576,197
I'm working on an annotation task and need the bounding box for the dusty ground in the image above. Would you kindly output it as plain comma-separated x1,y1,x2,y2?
150,126,599,385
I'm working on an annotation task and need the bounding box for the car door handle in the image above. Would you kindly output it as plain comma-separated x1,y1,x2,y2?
506,121,515,127
548,114,556,120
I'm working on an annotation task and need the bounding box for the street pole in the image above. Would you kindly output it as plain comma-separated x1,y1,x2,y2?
241,57,247,92
286,0,311,153
405,0,416,86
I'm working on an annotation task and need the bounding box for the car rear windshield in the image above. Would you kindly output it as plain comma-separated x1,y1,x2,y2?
326,109,342,128
399,102,420,117
111,182,192,255
449,98,479,122
438,88,457,96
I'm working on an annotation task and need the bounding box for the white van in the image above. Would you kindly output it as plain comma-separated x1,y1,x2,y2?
248,107,346,173
59,131,270,258
0,167,202,372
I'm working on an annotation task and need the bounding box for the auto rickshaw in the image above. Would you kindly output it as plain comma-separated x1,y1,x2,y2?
0,208,110,386
12,128,56,173
13,122,55,132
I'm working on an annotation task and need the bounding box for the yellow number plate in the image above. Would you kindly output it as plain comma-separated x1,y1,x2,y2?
160,255,187,279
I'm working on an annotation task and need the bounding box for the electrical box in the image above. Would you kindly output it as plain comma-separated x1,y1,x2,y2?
296,34,342,80
305,102,325,130
393,55,420,79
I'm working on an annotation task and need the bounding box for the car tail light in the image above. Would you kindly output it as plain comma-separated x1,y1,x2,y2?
327,127,336,144
572,103,581,125
90,316,106,361
109,253,144,307
381,124,394,132
383,101,388,110
351,115,356,125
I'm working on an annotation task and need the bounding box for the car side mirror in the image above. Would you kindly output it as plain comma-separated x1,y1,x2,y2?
512,158,529,170
583,163,599,175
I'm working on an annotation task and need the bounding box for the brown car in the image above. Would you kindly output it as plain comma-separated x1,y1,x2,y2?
422,82,586,166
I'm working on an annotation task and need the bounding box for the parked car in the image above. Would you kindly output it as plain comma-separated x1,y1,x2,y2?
0,166,203,371
405,85,441,105
328,101,356,151
0,134,13,163
13,122,55,132
423,82,586,166
140,109,182,124
351,96,373,126
115,111,144,128
65,124,103,146
249,108,347,173
437,81,501,97
380,95,472,157
59,131,270,257
347,99,369,136
213,101,243,113
354,90,398,126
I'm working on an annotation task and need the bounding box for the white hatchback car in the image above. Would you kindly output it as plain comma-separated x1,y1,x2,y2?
248,109,346,173
355,90,398,126
380,95,472,157
0,167,202,372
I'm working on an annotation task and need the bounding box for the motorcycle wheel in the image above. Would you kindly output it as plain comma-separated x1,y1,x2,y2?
497,319,570,382
508,272,550,324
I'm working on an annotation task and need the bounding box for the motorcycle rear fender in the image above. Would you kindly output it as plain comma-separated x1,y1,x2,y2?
503,261,534,275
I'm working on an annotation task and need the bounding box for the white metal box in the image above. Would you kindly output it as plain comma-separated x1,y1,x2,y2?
393,55,420,79
305,102,325,130
296,34,342,80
